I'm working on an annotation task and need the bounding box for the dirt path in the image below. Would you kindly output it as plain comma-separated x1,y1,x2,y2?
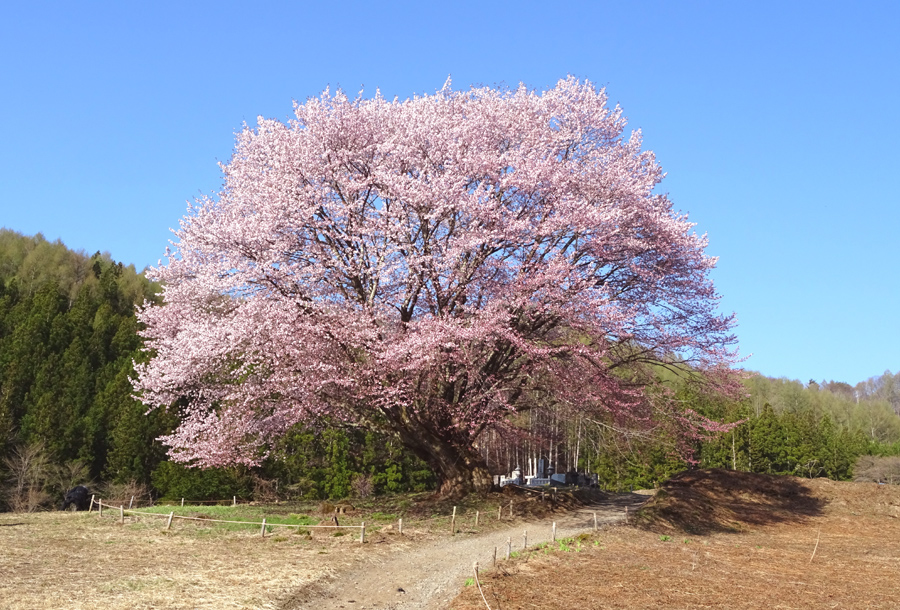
284,492,649,610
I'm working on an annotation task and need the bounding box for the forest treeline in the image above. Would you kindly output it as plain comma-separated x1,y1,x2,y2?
1,229,898,510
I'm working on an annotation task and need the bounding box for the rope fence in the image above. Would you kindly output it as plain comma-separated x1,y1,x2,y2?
87,490,603,550
89,496,367,542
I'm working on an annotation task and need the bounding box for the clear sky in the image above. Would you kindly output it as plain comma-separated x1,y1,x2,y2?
1,1,897,386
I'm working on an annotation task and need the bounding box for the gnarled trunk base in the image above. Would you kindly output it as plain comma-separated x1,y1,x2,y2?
395,426,494,498
434,457,493,499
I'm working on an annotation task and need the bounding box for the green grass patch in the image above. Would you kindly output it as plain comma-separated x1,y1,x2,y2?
368,512,398,521
127,505,321,532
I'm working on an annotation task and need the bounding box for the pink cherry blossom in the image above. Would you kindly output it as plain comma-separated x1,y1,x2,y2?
134,77,740,496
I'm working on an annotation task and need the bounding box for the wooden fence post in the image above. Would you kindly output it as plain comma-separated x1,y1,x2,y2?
593,512,598,531
166,511,174,530
181,498,185,507
552,522,557,542
475,510,479,527
398,518,403,535
233,496,237,507
493,546,497,566
360,522,366,543
119,505,124,524
506,537,511,560
523,530,528,549
129,496,134,510
451,506,457,534
509,500,513,518
260,518,267,537
89,495,95,513
498,505,502,521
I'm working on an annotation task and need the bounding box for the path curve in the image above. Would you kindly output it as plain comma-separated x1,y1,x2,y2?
283,492,649,610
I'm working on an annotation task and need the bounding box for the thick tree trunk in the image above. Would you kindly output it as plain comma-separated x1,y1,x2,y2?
430,449,494,498
393,425,494,498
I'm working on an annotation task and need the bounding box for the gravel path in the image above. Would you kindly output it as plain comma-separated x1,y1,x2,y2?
285,492,649,610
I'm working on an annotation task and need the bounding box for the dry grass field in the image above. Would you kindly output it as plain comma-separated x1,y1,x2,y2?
0,509,372,610
0,489,594,610
450,470,900,609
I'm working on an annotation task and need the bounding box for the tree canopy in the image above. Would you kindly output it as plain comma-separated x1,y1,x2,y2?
135,78,740,496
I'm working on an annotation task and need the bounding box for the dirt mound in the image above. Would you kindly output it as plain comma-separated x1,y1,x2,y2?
495,484,614,517
636,468,826,534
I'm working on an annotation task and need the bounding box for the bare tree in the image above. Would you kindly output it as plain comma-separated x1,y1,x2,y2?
3,441,52,512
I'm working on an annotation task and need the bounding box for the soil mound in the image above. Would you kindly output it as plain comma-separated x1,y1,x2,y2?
636,468,826,534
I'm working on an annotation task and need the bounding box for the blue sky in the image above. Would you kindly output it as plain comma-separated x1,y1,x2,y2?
1,1,897,385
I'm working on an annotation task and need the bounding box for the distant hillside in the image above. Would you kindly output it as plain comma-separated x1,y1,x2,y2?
0,229,171,492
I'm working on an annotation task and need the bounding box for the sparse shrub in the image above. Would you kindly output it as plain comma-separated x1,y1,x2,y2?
351,474,374,498
98,479,151,507
50,460,92,500
854,455,900,484
251,475,279,503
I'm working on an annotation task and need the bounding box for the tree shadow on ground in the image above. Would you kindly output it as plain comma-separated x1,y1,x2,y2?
636,468,827,535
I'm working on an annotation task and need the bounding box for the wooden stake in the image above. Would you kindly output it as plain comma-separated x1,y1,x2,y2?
506,537,511,560
166,511,174,530
451,506,457,534
509,500,513,518
498,505,502,520
360,522,366,543
552,522,557,542
89,495,95,513
809,529,821,563
473,562,492,610
129,496,134,509
260,518,267,537
181,498,185,507
625,506,629,524
119,505,124,524
475,510,479,527
593,512,598,530
233,495,237,507
523,529,528,548
398,518,403,534
493,546,497,566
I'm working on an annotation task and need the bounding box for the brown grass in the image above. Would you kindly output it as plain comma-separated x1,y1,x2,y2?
0,511,368,610
451,471,900,609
